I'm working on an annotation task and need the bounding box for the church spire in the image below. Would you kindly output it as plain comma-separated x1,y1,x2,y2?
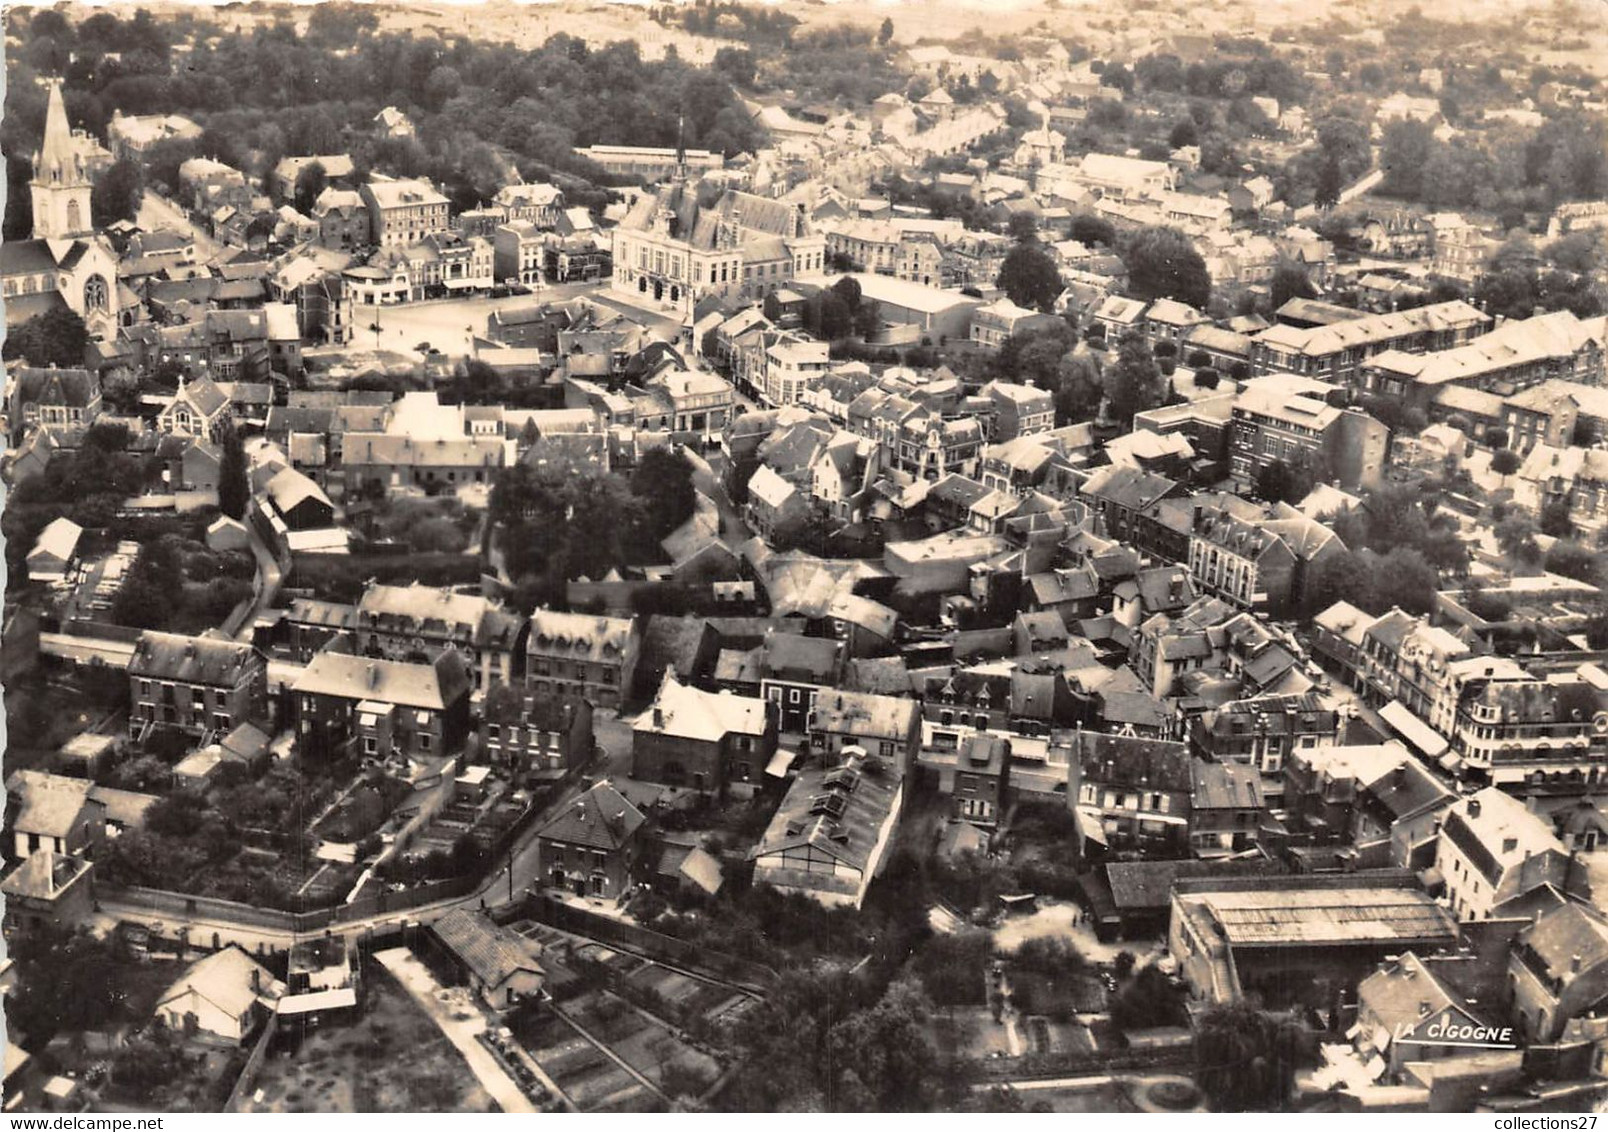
34,79,86,189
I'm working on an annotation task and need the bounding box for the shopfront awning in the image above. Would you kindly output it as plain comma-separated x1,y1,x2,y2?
1380,700,1451,759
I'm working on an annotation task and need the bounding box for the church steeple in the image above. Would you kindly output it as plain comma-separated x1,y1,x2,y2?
31,80,93,239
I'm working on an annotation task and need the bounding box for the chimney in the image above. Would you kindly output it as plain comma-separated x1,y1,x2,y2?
1395,763,1407,786
653,706,664,729
368,663,380,689
1468,798,1481,819
1573,954,1583,974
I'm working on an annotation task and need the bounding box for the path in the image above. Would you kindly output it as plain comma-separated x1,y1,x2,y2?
374,947,537,1114
234,515,284,643
137,188,224,261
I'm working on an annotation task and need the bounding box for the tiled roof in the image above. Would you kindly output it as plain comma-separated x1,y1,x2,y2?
537,781,645,850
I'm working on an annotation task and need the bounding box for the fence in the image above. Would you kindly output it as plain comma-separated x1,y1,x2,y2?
223,1010,280,1112
518,894,776,992
964,1043,1197,1083
100,871,484,939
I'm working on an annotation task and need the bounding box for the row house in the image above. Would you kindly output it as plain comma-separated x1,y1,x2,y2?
360,177,452,249
922,732,1010,827
128,632,267,742
1190,759,1264,858
983,381,1055,440
1519,445,1608,534
1228,383,1390,493
1190,692,1339,807
970,299,1060,350
312,188,370,251
526,609,639,711
762,336,832,408
1069,733,1194,856
479,684,594,782
1367,310,1606,414
353,582,527,695
1130,595,1238,699
492,222,545,287
1249,300,1491,386
1188,502,1345,615
1297,743,1458,868
714,631,846,733
493,182,565,230
1450,676,1607,787
1079,464,1185,551
808,689,923,774
292,650,473,762
1436,788,1574,920
892,410,984,482
921,667,1065,738
340,433,507,493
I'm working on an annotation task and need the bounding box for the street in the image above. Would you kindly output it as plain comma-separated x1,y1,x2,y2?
137,189,224,262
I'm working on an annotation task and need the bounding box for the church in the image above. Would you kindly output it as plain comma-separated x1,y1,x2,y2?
1,80,121,340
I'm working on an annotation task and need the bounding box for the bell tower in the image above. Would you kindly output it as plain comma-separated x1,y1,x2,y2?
31,80,93,239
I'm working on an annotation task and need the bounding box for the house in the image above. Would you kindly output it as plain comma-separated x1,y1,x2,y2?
745,464,809,541
8,367,101,443
480,684,593,781
26,517,82,584
1169,872,1458,1006
971,298,1058,349
926,732,1010,827
354,582,526,695
5,771,102,861
807,688,922,772
631,673,776,794
291,649,473,761
155,947,284,1044
431,909,544,1011
1,851,94,933
1189,759,1264,858
1510,900,1608,1043
536,781,647,900
722,632,845,732
127,632,267,742
983,381,1055,439
1188,502,1345,614
525,609,639,710
1229,381,1390,493
360,177,451,249
1069,734,1194,856
374,105,416,140
1191,692,1339,806
1436,789,1576,921
1355,952,1504,1078
1250,300,1490,386
752,749,903,909
108,109,201,157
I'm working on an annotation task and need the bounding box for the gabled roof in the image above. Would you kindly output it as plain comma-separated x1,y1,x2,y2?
537,781,646,850
158,946,283,1021
432,909,544,991
635,672,769,742
128,631,261,685
292,649,470,711
0,850,91,902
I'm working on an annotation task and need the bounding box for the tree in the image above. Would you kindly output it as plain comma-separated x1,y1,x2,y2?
1491,448,1522,478
1196,1004,1315,1112
631,448,698,545
1168,118,1199,149
878,17,894,46
1540,498,1576,539
217,422,249,520
996,242,1063,312
1270,260,1316,311
1314,150,1345,209
1007,211,1039,244
91,157,143,228
293,159,328,215
1111,966,1187,1032
1122,226,1212,308
1069,214,1116,248
1495,513,1542,567
1103,333,1167,428
2,307,89,368
1054,350,1104,425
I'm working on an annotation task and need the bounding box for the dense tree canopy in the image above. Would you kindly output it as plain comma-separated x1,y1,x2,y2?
996,241,1064,312
1121,227,1212,309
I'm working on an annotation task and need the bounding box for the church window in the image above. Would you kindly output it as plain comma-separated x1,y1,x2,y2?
66,199,81,232
84,275,108,312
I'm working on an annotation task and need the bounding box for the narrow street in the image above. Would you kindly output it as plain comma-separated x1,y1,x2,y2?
136,188,224,261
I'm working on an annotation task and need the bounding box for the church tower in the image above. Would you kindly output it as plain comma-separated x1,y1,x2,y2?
31,80,93,240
